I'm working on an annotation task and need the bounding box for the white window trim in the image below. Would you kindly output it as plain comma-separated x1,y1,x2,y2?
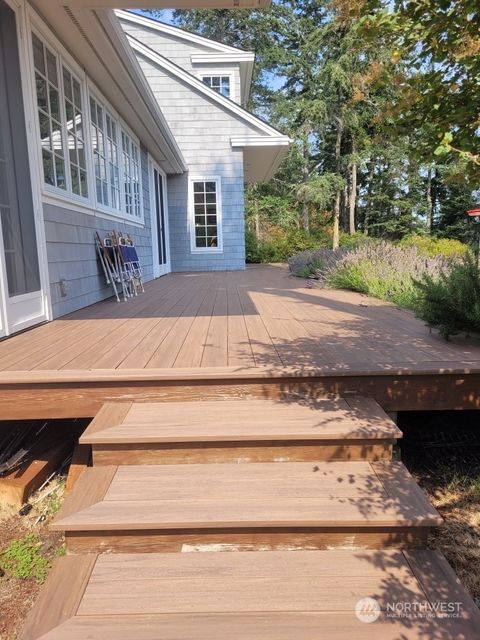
26,7,145,227
188,176,223,254
198,71,235,102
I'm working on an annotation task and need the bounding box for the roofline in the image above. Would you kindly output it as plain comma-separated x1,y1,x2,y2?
126,34,289,140
115,9,250,55
99,10,187,173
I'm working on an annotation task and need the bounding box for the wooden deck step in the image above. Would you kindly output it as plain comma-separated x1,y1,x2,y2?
20,549,480,639
80,398,402,464
52,460,442,553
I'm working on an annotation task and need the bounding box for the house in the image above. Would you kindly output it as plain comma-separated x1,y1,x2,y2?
0,0,289,337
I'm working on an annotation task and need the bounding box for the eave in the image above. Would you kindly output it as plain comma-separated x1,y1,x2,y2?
30,1,186,174
46,0,270,8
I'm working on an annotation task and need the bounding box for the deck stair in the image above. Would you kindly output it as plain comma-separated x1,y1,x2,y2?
52,459,442,553
20,549,480,640
80,397,402,465
22,395,477,639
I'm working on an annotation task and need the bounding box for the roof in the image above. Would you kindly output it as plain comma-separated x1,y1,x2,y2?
125,33,290,182
116,10,255,106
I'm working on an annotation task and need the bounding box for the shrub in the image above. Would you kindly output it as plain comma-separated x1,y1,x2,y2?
324,241,454,309
289,247,349,279
1,533,50,582
414,253,480,339
400,235,468,258
246,228,328,263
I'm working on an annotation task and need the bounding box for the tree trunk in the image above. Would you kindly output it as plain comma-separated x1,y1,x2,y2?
426,166,433,233
301,129,310,232
332,116,344,250
348,137,357,234
364,159,375,236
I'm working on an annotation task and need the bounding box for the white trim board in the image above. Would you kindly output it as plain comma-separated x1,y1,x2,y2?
127,35,290,142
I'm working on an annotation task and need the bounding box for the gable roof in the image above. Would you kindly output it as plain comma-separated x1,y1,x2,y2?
126,33,290,182
116,10,255,105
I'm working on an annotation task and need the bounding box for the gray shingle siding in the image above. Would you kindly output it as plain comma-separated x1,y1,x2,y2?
134,53,265,272
44,146,154,318
119,21,242,105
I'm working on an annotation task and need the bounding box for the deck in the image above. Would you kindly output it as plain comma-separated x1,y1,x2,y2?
1,264,479,419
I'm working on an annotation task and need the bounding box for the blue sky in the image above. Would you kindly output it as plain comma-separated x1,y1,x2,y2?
132,9,175,24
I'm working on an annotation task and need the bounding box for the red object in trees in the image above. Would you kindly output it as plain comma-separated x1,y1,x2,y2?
467,209,480,216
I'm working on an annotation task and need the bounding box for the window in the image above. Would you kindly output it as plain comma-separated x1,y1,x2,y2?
89,96,108,206
32,33,67,190
31,30,143,221
202,75,230,98
122,130,141,218
191,179,222,251
63,66,87,197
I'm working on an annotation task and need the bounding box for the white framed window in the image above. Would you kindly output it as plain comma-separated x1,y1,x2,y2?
202,75,231,98
189,177,223,252
62,66,88,198
31,32,67,191
29,20,144,224
122,130,141,218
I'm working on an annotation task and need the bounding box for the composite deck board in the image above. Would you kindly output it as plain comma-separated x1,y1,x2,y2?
20,550,480,640
52,461,441,532
80,398,401,444
0,265,478,373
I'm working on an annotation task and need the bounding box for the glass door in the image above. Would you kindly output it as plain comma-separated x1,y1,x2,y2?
0,1,46,336
151,164,170,277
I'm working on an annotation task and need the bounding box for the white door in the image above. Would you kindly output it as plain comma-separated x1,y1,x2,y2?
150,162,171,278
0,0,47,336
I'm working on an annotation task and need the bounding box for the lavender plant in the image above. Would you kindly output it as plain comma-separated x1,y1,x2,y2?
324,241,455,309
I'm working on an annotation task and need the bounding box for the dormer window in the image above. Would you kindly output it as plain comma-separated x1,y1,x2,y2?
202,75,231,98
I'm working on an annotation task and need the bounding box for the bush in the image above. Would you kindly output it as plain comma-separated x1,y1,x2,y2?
414,253,480,339
324,241,454,309
289,247,349,278
400,235,468,258
246,228,328,263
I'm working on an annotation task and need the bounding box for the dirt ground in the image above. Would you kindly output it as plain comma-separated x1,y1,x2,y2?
399,410,480,607
0,479,65,640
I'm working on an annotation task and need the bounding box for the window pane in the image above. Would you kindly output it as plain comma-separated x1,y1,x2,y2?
49,86,60,123
46,49,57,85
205,182,216,192
42,150,54,185
193,181,205,193
32,34,45,75
35,73,47,111
54,156,66,189
63,67,72,101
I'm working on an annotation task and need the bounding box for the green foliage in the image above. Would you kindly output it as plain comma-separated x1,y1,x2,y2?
324,241,453,309
166,2,479,242
246,228,327,263
414,253,480,339
1,534,50,582
400,235,468,258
